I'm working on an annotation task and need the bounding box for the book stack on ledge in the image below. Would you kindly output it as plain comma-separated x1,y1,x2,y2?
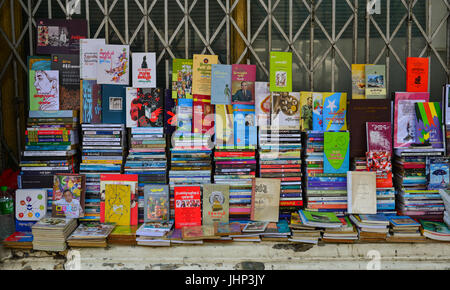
260,221,291,242
19,111,79,190
440,189,450,226
322,216,359,243
229,221,268,243
259,129,303,221
135,221,173,247
67,222,116,248
32,217,77,251
386,216,425,242
107,225,138,245
349,214,389,242
214,146,256,222
419,220,450,241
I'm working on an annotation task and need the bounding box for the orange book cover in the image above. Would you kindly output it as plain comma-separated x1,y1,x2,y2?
406,57,429,92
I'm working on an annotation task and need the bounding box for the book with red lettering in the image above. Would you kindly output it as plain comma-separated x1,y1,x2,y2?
366,122,392,153
132,52,156,88
406,57,429,92
231,64,256,105
192,95,215,135
174,186,202,229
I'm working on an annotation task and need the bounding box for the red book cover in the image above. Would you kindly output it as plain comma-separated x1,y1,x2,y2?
280,200,303,207
406,57,429,92
366,122,392,153
174,186,202,229
192,95,215,134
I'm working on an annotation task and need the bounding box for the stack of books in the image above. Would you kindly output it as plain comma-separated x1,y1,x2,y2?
349,214,389,242
419,220,450,241
322,216,359,243
229,221,268,242
19,111,79,190
287,212,322,244
181,225,219,242
168,228,204,245
439,189,450,226
107,225,138,245
135,221,173,247
303,131,347,216
259,129,303,220
67,223,116,247
213,146,256,222
3,232,34,249
260,221,291,242
386,216,425,242
79,124,126,222
125,127,167,223
31,217,77,251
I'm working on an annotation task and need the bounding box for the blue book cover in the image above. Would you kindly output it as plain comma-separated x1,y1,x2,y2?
101,85,127,124
211,64,232,105
387,216,420,227
322,92,347,131
233,104,256,147
176,98,193,134
428,158,449,189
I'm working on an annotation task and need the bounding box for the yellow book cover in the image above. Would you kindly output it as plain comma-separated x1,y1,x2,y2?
300,91,313,131
215,104,234,147
105,184,131,226
192,54,219,95
351,64,366,99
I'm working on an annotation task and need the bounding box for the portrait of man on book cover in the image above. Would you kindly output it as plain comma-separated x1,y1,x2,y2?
232,81,253,103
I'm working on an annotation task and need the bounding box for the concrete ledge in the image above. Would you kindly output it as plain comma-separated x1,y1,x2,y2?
1,242,449,270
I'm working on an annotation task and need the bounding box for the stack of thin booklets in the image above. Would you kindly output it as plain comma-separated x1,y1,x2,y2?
229,221,269,242
439,188,450,226
260,220,291,242
303,131,347,216
288,212,322,244
79,124,126,222
322,216,358,243
19,111,79,190
125,127,167,223
349,214,389,242
67,223,116,247
214,146,256,222
136,221,173,246
3,232,34,249
259,129,303,220
181,225,219,242
168,228,203,245
386,216,425,242
107,225,138,245
419,220,450,241
32,217,77,251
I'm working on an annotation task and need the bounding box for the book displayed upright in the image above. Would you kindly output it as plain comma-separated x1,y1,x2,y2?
271,92,300,130
97,44,130,85
102,85,127,124
322,92,347,131
192,54,218,96
255,82,271,128
366,122,392,153
202,184,230,225
270,51,292,92
172,58,193,99
351,64,366,99
250,178,281,223
231,64,256,105
414,102,443,148
211,64,232,105
125,88,164,128
144,185,169,223
132,52,156,88
406,57,429,92
323,131,350,174
312,92,324,131
80,80,102,124
52,174,86,219
29,70,60,111
347,171,377,214
80,38,105,80
365,65,386,99
51,54,80,111
174,186,202,229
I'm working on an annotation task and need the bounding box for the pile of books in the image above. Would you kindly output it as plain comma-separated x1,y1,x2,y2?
79,124,126,222
322,216,358,243
32,217,77,251
440,189,450,226
67,223,116,247
214,146,256,222
260,221,291,242
136,221,173,247
229,221,268,243
19,110,79,190
386,215,425,242
394,153,445,220
259,129,303,220
419,220,450,241
125,127,167,223
3,232,34,249
107,225,138,245
303,131,347,215
349,214,389,242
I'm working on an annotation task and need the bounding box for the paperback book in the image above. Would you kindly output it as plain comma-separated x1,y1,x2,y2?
132,52,156,88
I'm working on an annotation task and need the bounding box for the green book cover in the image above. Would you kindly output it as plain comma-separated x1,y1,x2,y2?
300,210,341,223
323,131,350,174
172,58,193,99
29,70,60,111
270,51,292,92
202,184,230,225
420,220,450,234
365,65,386,99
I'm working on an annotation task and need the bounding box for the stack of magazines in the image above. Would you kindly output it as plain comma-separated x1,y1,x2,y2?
32,217,77,251
67,223,116,247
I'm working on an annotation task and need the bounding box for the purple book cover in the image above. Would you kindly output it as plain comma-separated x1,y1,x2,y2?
366,122,392,153
164,89,177,136
81,80,102,124
36,19,87,55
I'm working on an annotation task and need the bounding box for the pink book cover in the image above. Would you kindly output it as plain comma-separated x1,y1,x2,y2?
231,64,256,105
366,122,392,153
393,92,429,148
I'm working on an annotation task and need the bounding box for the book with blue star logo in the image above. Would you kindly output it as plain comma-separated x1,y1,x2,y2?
322,92,347,131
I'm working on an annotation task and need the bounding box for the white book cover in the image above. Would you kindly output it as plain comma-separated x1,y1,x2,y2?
347,171,377,214
255,82,271,128
132,52,156,88
97,44,130,85
270,92,300,130
126,87,138,128
80,38,105,80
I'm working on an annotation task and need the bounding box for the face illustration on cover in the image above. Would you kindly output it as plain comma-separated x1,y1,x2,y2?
34,71,58,110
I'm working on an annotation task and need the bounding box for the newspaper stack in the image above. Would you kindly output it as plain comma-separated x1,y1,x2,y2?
32,217,77,251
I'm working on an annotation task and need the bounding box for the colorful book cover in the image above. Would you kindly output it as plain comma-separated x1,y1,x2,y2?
312,92,324,131
255,82,271,128
102,85,127,124
271,92,300,130
414,102,443,148
28,56,51,71
29,70,59,111
182,225,217,240
164,89,177,136
126,88,164,128
144,185,169,223
202,184,230,225
231,64,256,105
80,80,102,124
174,186,202,229
322,92,347,131
105,184,131,226
192,95,215,135
300,92,313,131
388,216,420,227
51,54,80,111
211,64,232,105
444,84,450,125
172,58,193,99
365,65,386,99
270,51,292,92
215,104,234,147
176,98,193,134
233,104,256,147
323,131,350,174
366,122,392,152
36,18,87,55
52,174,86,219
97,45,130,85
351,64,366,99
393,92,429,148
250,178,281,223
15,189,47,221
428,158,449,190
366,151,392,172
192,54,219,96
132,52,156,88
406,57,429,92
80,38,105,80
